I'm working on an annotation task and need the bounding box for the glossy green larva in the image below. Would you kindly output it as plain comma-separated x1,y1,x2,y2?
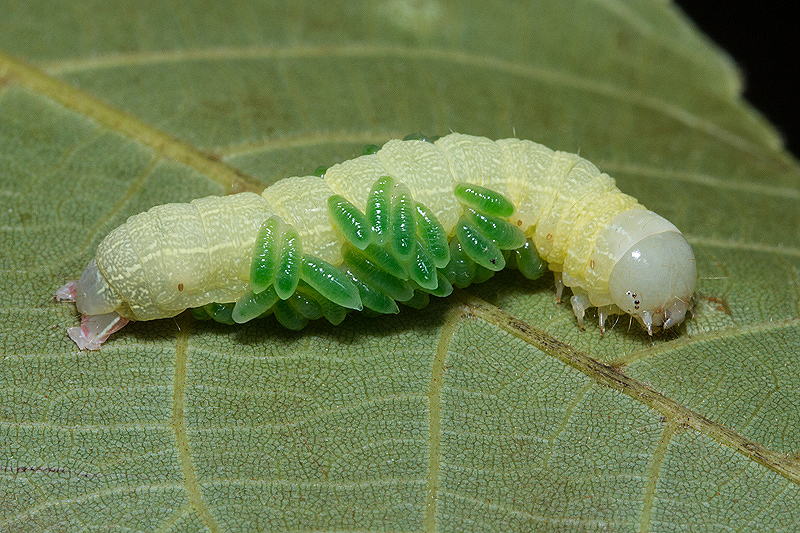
56,133,696,350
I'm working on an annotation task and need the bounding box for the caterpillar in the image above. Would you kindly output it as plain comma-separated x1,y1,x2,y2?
56,133,697,350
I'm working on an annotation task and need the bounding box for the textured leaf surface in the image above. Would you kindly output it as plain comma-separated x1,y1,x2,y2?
2,1,799,531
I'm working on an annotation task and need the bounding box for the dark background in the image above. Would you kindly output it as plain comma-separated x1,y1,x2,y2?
675,2,799,157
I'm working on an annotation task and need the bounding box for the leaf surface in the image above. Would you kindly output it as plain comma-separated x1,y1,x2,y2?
1,1,799,531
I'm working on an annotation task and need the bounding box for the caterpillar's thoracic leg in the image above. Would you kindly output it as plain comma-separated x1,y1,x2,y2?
597,305,614,334
570,293,591,331
554,272,565,303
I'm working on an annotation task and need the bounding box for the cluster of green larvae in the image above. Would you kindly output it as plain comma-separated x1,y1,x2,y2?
192,139,548,330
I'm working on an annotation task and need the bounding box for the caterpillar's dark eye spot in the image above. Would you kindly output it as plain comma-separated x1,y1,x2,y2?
178,283,184,292
490,258,496,264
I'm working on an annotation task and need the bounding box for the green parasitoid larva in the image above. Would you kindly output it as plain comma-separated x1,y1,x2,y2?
56,133,696,349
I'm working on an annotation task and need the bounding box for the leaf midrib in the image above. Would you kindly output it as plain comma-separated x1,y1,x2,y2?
459,293,800,484
0,50,264,195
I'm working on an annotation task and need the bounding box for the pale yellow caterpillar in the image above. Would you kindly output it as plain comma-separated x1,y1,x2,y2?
57,133,697,349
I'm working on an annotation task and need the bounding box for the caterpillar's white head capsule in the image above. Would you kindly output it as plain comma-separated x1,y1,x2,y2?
607,221,696,334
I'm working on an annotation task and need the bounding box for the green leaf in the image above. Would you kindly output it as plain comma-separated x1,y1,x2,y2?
2,1,799,531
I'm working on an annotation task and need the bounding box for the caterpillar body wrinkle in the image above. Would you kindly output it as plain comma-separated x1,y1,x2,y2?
57,133,697,349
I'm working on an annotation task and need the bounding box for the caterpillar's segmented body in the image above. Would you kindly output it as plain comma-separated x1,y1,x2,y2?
57,134,696,349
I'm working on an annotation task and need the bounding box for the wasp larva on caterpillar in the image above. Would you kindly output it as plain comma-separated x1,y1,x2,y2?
56,133,697,350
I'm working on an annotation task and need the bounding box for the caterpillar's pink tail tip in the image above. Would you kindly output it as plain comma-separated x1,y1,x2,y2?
55,281,78,302
67,313,129,351
57,281,129,350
